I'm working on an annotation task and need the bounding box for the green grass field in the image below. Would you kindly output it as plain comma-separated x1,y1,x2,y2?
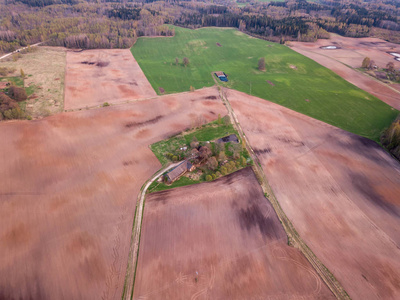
132,26,398,141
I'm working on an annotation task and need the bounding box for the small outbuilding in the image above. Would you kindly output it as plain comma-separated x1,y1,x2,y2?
215,71,228,82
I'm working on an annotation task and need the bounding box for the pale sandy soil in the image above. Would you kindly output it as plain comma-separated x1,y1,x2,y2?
227,88,400,300
134,167,335,300
0,87,226,300
291,35,400,110
64,49,157,110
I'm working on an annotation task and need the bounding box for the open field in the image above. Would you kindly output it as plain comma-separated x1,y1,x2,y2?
134,167,335,299
291,35,400,110
227,88,400,300
0,87,226,300
0,46,66,118
64,49,156,110
132,26,398,141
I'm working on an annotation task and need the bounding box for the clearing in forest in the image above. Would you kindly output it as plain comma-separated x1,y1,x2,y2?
132,26,398,141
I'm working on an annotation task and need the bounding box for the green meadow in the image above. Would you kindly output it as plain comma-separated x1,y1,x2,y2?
131,26,398,141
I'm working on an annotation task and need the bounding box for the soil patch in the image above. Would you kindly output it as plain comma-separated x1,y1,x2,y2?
216,42,222,47
158,87,165,94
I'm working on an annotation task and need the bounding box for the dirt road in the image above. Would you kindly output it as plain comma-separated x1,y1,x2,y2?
122,162,180,300
0,42,43,60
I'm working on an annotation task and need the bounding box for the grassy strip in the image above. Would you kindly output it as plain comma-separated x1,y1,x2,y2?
132,26,398,141
148,176,200,193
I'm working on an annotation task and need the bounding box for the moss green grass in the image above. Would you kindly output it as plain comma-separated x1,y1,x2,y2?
132,26,398,141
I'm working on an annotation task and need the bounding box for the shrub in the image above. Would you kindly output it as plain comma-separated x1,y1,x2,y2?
205,174,212,181
172,155,178,162
220,166,227,175
8,86,27,102
0,67,15,76
215,171,222,178
103,102,110,107
223,115,230,125
212,173,217,180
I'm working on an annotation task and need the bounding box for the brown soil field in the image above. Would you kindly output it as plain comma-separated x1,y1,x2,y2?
227,88,400,300
0,46,66,117
134,167,335,300
64,49,156,110
0,87,226,300
290,34,400,110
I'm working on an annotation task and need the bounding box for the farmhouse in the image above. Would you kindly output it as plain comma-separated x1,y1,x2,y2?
165,160,195,183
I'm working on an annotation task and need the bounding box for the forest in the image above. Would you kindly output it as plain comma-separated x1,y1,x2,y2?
0,0,399,53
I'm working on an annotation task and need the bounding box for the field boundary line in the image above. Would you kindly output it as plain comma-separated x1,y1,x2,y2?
212,72,351,300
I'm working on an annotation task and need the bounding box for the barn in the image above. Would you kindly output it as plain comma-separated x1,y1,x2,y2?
165,160,195,183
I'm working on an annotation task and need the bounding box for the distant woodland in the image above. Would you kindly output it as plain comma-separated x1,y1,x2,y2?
0,0,400,53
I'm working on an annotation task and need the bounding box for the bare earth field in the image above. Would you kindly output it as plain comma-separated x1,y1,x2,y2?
0,46,66,117
134,167,334,300
291,35,400,110
227,88,400,300
0,87,225,300
64,49,157,110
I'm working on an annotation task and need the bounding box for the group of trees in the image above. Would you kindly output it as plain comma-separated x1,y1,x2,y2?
175,57,190,67
0,85,27,120
361,57,400,82
381,117,400,161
